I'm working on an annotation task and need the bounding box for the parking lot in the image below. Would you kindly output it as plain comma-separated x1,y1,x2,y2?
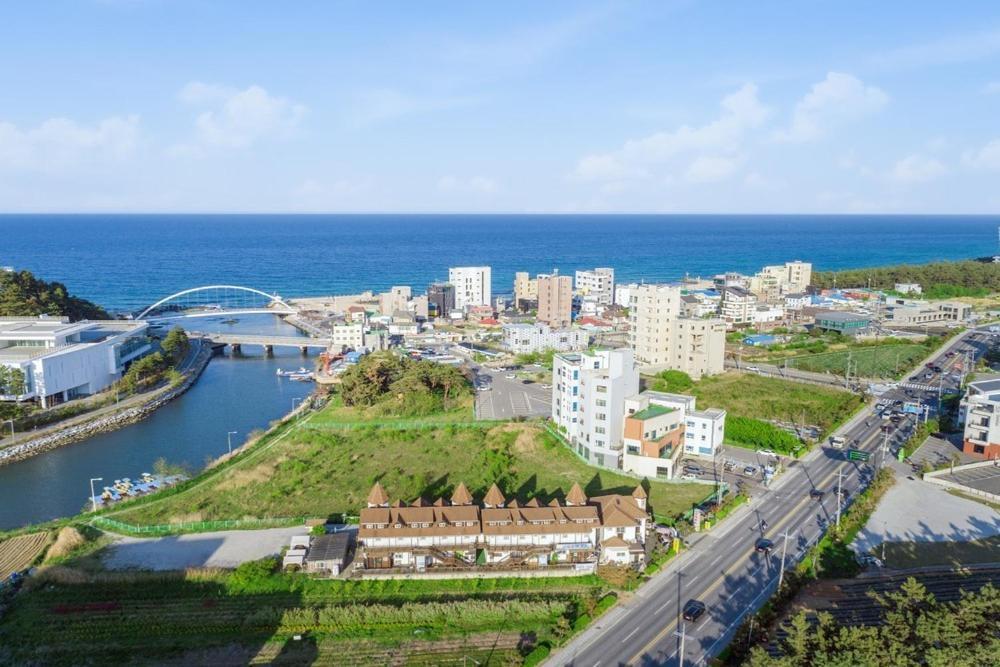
473,364,552,420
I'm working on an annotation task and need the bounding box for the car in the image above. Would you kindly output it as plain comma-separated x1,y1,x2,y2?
755,538,774,554
505,374,516,379
758,449,777,457
680,473,698,481
521,379,534,385
682,599,707,622
743,465,757,475
684,466,703,475
477,385,491,392
541,383,552,389
745,365,760,372
809,489,824,500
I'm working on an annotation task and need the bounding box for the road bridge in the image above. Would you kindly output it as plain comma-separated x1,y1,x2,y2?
189,332,330,356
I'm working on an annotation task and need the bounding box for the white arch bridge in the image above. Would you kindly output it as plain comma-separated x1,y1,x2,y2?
135,285,297,320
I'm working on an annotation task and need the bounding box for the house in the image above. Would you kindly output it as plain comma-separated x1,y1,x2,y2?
356,481,649,575
621,391,726,477
282,535,310,569
305,532,352,576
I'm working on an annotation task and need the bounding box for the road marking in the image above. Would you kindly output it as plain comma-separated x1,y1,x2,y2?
656,601,671,613
622,627,640,643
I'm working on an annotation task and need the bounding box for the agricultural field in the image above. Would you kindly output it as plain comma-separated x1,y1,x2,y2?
110,405,713,527
0,531,49,579
775,343,931,379
0,565,606,665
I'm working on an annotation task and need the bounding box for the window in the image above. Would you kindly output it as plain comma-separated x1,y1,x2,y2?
597,413,606,420
596,399,607,407
595,426,606,435
595,385,607,393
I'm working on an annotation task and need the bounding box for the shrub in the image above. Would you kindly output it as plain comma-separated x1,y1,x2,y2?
42,527,85,563
523,642,551,667
725,416,799,453
229,556,279,590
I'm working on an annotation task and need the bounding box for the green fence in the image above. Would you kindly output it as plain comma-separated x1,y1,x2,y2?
92,516,314,536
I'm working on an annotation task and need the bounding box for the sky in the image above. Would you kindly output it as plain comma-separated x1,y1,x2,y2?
2,1,1000,214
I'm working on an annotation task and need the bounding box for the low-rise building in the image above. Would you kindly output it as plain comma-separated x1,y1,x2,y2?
356,481,648,574
894,283,922,295
719,286,758,327
428,282,455,319
621,391,726,478
813,310,871,336
501,323,587,355
0,316,151,407
958,377,1000,459
883,298,971,326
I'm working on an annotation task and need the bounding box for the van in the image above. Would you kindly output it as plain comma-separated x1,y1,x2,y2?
829,436,846,449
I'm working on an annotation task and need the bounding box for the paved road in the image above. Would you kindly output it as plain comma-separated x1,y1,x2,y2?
551,327,989,667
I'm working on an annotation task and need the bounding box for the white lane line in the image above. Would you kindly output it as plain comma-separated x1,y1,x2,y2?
622,627,640,643
656,601,671,613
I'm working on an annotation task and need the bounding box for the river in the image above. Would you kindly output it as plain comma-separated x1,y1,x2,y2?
0,315,315,530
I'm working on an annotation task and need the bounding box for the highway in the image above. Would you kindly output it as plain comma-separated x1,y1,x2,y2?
552,327,993,667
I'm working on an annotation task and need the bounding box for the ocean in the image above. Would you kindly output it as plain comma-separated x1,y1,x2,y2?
2,214,999,312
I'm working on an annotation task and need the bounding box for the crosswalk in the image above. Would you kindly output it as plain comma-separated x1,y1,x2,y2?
899,382,938,392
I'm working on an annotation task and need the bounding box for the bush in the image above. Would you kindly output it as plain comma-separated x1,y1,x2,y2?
229,556,279,590
648,369,694,393
725,416,800,453
523,643,551,667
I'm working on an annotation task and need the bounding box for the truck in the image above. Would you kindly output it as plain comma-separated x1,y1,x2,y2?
828,435,846,449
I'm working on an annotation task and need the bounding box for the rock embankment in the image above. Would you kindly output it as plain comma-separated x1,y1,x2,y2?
0,342,213,467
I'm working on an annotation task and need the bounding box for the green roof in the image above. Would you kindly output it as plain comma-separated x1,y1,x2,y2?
631,404,673,421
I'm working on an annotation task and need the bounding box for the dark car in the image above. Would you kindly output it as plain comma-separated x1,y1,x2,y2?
682,599,707,622
755,538,774,554
809,489,824,500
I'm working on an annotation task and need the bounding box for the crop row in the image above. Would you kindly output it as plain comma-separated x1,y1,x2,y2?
0,532,49,577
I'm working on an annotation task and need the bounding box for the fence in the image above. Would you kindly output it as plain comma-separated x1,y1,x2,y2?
923,460,1000,504
92,516,313,536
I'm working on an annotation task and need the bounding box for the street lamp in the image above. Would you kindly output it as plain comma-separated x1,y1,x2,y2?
89,477,103,512
227,430,238,455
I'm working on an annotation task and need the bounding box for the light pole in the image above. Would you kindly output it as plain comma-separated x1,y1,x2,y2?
227,430,238,455
2,419,13,437
835,470,847,529
89,477,103,512
674,622,689,667
778,529,791,588
881,520,887,564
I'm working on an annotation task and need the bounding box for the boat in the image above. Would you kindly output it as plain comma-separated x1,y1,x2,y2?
276,367,312,378
90,472,187,508
221,318,239,325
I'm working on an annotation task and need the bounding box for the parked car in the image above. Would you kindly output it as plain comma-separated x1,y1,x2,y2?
505,374,516,379
758,449,777,458
745,365,760,372
680,473,698,481
682,599,707,622
743,465,757,476
755,538,774,554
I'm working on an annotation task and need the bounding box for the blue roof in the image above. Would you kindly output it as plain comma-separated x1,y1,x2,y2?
744,334,778,346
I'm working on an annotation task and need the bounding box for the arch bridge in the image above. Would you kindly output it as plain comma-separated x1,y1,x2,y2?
135,285,297,320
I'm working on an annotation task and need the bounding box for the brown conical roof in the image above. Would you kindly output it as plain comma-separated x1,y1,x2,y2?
451,482,473,506
411,497,429,507
566,482,587,506
432,497,446,507
632,485,648,499
548,498,562,508
367,481,389,506
508,499,520,508
524,497,540,508
483,483,506,507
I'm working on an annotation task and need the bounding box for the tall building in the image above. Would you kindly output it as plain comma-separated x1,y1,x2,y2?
749,261,812,300
427,283,455,318
552,348,639,469
513,271,538,308
378,286,412,316
627,284,725,379
537,272,573,328
575,268,615,306
958,377,1000,459
448,266,491,311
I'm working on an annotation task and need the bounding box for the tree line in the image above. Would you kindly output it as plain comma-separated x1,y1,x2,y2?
338,351,471,416
0,269,109,320
813,259,1000,295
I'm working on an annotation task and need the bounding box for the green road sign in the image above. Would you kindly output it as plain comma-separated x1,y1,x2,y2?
847,449,871,461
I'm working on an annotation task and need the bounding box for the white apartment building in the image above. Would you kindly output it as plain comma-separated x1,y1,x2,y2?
575,268,615,306
627,284,726,379
0,316,151,407
448,266,492,311
502,323,587,355
620,391,726,478
614,283,638,307
552,348,639,469
957,377,1000,459
719,286,758,327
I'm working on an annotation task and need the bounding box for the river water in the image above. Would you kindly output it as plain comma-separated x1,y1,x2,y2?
0,316,314,530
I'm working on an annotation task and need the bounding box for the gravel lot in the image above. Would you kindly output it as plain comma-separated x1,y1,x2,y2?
102,526,308,570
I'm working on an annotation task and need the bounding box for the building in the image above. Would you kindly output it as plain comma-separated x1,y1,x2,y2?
537,273,573,328
894,283,922,295
501,323,587,355
282,533,352,576
784,293,810,311
883,298,971,326
552,348,639,469
813,310,871,336
575,268,615,306
749,261,812,300
513,272,538,309
356,481,648,574
449,266,492,310
621,391,727,478
427,283,455,319
627,284,725,379
719,286,758,327
379,286,412,316
0,316,151,408
958,377,1000,459
614,283,638,307
330,322,366,349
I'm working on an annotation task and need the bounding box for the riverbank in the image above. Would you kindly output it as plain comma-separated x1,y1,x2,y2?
0,339,213,468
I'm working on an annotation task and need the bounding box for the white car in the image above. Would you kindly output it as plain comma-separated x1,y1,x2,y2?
541,383,552,389
505,373,516,380
746,365,760,372
680,473,698,481
758,449,777,457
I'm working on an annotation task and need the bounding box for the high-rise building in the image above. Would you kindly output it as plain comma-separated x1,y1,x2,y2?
513,271,538,308
448,266,491,310
537,273,573,328
627,284,725,379
427,283,455,318
575,268,615,305
552,348,639,469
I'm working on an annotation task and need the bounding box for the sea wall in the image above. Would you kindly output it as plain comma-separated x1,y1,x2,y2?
0,342,213,467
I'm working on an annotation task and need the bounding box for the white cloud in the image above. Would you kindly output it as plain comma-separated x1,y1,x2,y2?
175,82,306,150
887,154,946,184
684,154,742,183
571,83,768,184
870,29,1000,71
963,139,1000,170
983,81,1000,95
437,175,499,194
0,115,139,170
775,72,888,142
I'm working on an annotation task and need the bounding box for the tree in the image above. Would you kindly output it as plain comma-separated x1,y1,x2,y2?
0,366,26,398
0,269,109,320
160,327,190,364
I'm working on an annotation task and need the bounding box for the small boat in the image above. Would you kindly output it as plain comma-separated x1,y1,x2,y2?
221,318,238,325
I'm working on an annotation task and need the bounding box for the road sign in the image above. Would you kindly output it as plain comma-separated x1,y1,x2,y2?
847,449,871,461
903,402,922,414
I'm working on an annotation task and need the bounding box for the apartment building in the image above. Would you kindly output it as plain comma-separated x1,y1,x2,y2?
0,316,151,407
749,261,812,300
627,284,726,379
449,266,492,310
719,286,758,327
427,283,455,318
378,286,411,316
501,323,587,355
537,273,573,328
958,377,1000,459
552,348,639,469
614,283,638,307
513,272,538,309
621,391,727,478
356,481,648,574
575,268,615,306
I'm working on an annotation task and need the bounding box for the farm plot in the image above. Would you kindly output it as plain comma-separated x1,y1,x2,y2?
0,532,49,579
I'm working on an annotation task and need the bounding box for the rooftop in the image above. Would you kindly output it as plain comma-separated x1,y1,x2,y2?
306,532,351,563
631,404,674,421
816,310,870,323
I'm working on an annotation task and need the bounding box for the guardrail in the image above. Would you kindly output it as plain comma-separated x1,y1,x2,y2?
92,516,312,536
923,460,1000,503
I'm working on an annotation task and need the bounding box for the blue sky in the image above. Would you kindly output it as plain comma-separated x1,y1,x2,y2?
2,0,1000,213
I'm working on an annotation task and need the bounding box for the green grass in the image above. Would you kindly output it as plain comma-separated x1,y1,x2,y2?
775,343,931,379
110,403,712,526
680,372,862,435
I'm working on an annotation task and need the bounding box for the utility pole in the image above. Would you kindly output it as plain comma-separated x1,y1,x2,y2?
880,428,889,470
778,529,791,588
836,470,847,529
675,622,689,667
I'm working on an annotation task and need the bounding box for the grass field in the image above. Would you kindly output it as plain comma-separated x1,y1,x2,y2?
681,372,863,434
110,404,712,527
874,535,1000,570
0,532,49,579
774,343,931,379
0,567,604,665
